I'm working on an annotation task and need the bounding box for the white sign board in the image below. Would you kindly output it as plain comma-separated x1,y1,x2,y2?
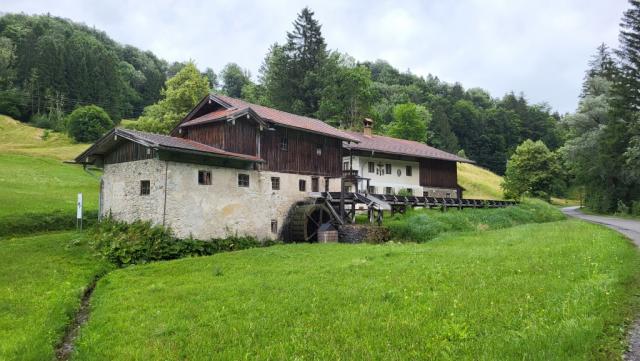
77,192,83,219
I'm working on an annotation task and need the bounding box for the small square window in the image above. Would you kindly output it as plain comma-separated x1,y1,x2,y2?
299,179,306,191
343,161,349,170
446,192,451,198
324,177,330,192
238,174,250,187
271,219,278,234
368,162,375,173
406,188,413,195
271,177,280,190
385,164,392,174
367,186,376,194
198,170,211,185
385,187,393,195
140,180,150,195
406,166,412,177
280,137,288,151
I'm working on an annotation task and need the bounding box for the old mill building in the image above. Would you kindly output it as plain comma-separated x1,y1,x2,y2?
76,94,472,240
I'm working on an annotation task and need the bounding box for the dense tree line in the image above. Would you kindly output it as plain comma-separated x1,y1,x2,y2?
216,7,562,175
0,10,564,178
560,0,640,213
0,13,169,124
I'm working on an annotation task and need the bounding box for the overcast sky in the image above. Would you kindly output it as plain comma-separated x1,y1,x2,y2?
1,0,630,113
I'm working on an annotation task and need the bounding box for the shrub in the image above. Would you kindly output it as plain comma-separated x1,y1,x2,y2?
67,105,113,142
385,199,564,243
91,218,265,266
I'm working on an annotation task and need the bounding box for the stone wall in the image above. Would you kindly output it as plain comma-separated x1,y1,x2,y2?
101,159,329,240
423,187,458,198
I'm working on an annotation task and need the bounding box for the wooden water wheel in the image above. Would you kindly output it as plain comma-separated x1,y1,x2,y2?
289,204,334,242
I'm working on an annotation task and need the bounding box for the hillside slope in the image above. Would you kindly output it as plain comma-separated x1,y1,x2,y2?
457,162,504,199
0,116,98,235
0,115,90,161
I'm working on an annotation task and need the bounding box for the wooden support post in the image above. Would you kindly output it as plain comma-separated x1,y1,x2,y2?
340,177,345,221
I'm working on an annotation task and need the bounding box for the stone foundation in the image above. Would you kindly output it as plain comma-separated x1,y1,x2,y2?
101,159,332,240
423,187,458,198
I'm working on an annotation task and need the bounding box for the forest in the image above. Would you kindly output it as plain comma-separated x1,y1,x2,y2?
0,5,638,213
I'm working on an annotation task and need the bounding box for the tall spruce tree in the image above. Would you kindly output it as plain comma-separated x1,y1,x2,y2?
262,7,328,116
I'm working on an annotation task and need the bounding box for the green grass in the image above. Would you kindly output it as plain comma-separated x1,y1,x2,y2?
0,116,99,236
0,231,111,361
458,162,504,199
72,220,639,360
0,154,100,236
0,114,90,161
385,199,564,243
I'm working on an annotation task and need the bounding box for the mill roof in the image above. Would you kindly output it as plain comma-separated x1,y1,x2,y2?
343,131,473,163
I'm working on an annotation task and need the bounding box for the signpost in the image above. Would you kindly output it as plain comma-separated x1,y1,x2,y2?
77,192,83,231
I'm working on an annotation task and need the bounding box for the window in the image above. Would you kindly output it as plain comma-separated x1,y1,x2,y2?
198,170,211,185
311,177,319,192
446,192,451,198
367,186,376,194
368,162,375,173
316,145,322,156
324,177,330,192
343,185,352,193
140,180,150,195
385,187,393,195
343,161,350,170
385,164,392,174
406,188,413,195
271,219,278,234
280,137,288,151
406,166,412,177
299,179,306,191
271,177,280,190
238,174,250,187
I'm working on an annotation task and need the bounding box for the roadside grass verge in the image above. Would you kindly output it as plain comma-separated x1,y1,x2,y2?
0,154,99,236
73,220,639,360
385,198,564,243
0,231,112,361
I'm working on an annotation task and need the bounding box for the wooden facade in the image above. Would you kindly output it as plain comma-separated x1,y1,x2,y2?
180,116,342,177
104,140,156,164
419,158,458,188
184,120,257,156
260,127,342,177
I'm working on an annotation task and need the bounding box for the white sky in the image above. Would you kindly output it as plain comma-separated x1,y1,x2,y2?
1,0,629,113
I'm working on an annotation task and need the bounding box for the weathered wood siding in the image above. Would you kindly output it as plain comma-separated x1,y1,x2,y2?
261,127,342,177
104,140,156,164
419,158,458,188
185,119,257,156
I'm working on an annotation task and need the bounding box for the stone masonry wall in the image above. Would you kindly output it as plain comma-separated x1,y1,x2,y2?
101,159,329,240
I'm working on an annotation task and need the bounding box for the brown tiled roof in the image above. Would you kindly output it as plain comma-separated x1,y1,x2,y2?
208,94,359,142
343,131,473,163
180,108,236,127
116,128,263,162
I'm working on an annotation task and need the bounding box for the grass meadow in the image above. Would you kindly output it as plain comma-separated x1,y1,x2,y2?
0,232,111,361
71,220,639,360
457,162,505,199
0,116,99,236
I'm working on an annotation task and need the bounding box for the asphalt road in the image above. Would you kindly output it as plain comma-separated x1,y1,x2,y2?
562,206,640,360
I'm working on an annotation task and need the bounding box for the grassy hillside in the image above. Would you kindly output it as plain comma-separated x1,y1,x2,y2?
458,162,504,199
72,220,639,360
0,116,99,235
0,232,111,361
0,115,90,161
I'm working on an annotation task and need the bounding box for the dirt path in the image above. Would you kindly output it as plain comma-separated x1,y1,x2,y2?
562,206,640,360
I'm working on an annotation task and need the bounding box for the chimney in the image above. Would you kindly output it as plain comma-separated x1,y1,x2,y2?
363,118,373,137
